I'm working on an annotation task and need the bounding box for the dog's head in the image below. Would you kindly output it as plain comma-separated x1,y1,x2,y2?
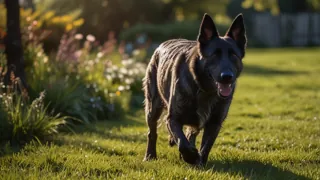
196,13,247,98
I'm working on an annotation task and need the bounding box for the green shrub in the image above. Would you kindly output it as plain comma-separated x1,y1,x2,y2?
23,34,97,124
22,26,146,122
72,33,146,118
1,91,69,143
119,21,229,42
0,63,69,144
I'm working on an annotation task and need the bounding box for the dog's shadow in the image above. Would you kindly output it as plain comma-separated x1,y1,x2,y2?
205,159,310,179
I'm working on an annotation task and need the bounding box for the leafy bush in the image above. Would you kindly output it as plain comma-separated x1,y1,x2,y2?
0,0,146,149
1,7,147,137
60,31,146,117
21,20,146,122
22,27,99,124
0,3,84,52
0,58,69,144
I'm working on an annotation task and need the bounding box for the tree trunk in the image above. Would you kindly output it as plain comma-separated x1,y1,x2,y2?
4,0,28,89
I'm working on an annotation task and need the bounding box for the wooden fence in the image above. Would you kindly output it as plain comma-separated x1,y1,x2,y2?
251,13,320,47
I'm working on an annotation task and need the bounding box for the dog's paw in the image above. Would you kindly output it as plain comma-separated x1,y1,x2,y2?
179,145,200,165
194,157,205,168
143,154,157,162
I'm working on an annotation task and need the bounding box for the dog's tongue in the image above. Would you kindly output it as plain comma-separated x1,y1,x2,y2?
218,83,232,97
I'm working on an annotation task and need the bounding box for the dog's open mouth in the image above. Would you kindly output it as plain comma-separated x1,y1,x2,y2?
216,82,233,97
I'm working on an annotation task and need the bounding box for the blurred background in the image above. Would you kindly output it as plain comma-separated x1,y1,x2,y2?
1,0,320,54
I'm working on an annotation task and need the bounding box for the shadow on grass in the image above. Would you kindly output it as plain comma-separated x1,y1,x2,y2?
207,160,310,180
16,156,123,177
71,111,146,141
51,110,147,152
54,138,138,157
243,65,307,76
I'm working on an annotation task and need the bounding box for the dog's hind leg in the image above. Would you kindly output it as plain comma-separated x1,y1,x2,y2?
143,55,163,161
143,97,162,161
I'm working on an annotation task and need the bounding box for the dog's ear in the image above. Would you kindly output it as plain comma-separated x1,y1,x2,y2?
197,13,219,44
225,14,247,55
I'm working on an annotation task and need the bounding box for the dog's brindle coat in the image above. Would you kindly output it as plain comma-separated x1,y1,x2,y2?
143,13,247,166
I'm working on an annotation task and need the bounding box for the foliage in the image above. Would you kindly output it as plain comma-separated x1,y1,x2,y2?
19,21,94,124
120,21,229,43
0,3,83,33
40,0,166,42
0,6,146,145
0,55,69,144
60,31,146,117
162,0,231,21
20,16,146,123
0,3,84,52
35,0,234,43
242,0,320,15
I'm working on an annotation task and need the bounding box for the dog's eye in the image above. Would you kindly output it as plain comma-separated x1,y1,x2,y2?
229,50,240,60
232,53,240,59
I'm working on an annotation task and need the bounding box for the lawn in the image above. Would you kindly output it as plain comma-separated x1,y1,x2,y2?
1,48,320,179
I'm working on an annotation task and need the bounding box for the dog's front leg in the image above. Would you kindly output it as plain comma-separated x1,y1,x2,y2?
166,115,200,165
198,99,232,166
198,122,222,166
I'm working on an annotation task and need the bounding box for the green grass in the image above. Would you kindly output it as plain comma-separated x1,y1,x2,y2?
1,48,320,179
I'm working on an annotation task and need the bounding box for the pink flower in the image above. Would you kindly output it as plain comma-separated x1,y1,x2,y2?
74,33,83,40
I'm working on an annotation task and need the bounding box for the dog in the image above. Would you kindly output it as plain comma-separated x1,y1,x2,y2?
142,13,247,166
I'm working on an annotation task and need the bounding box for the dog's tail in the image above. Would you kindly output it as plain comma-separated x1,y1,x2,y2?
143,50,161,112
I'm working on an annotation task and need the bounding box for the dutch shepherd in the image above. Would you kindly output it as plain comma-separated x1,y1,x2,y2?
143,13,247,166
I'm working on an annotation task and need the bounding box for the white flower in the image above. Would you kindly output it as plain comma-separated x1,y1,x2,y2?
88,60,94,66
133,69,139,75
120,68,128,74
125,78,131,84
127,59,133,65
121,60,128,66
97,52,103,58
37,51,42,57
128,70,134,76
86,34,96,42
106,75,112,80
121,58,134,66
118,85,125,91
112,65,118,71
105,68,112,73
132,49,140,56
43,56,48,63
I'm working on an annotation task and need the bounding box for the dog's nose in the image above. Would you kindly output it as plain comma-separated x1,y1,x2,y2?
220,72,234,83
